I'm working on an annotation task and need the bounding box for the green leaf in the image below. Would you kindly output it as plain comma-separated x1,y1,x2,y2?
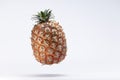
32,9,54,23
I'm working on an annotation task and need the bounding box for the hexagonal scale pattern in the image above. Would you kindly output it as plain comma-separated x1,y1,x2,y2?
31,21,67,65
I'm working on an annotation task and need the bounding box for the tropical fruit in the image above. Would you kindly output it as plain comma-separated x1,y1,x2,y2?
31,9,67,65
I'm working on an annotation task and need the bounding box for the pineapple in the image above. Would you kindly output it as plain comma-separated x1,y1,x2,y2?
31,9,67,65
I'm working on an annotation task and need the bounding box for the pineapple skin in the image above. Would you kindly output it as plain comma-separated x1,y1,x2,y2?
31,21,67,65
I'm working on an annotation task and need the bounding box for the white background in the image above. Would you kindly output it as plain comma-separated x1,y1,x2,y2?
0,0,120,80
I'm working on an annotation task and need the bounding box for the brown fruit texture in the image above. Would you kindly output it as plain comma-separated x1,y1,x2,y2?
31,21,67,65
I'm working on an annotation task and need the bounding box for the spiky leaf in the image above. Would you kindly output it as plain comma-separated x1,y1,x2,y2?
33,9,54,23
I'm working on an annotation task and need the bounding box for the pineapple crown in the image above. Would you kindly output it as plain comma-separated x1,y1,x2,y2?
33,9,54,23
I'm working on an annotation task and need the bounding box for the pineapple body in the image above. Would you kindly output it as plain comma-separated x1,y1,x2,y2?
31,21,67,65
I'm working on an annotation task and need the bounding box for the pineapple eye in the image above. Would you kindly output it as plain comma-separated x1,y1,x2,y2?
58,32,63,37
37,37,42,44
43,40,49,46
34,43,39,49
45,27,50,33
47,56,53,63
40,53,45,58
59,55,65,61
62,47,66,54
58,38,63,44
52,36,58,42
39,46,45,52
38,31,44,37
34,29,39,34
40,60,46,64
41,24,44,27
50,43,56,49
32,34,37,40
47,48,54,55
45,34,51,40
52,29,57,35
54,52,60,58
48,22,52,26
63,41,67,47
57,45,62,51
34,51,39,56
51,23,55,27
53,59,58,63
